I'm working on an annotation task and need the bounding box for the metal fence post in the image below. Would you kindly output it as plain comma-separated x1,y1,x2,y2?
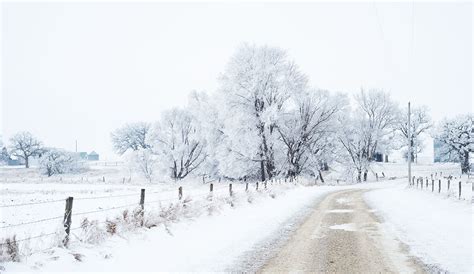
63,197,73,247
459,181,462,199
140,189,145,226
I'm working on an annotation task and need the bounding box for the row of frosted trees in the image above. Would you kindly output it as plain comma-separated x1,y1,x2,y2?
111,44,473,183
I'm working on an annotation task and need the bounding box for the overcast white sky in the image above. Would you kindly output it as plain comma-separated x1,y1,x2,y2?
1,1,472,159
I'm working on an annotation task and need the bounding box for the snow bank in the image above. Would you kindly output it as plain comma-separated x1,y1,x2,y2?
365,181,472,273
2,185,340,272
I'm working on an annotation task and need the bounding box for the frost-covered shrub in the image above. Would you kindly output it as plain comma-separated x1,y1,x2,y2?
39,149,85,176
79,218,107,244
0,236,20,262
143,197,212,230
105,220,117,235
247,192,255,203
140,203,179,230
132,207,145,227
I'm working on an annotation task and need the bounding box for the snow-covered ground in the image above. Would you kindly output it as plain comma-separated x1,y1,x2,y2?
1,162,471,272
2,183,350,272
365,180,472,273
0,179,237,251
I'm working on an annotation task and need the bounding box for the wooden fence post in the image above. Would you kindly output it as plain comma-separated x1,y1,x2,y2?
256,182,259,191
264,181,267,189
63,197,74,247
103,176,105,182
431,179,434,192
375,173,378,181
425,178,428,188
459,181,462,199
210,183,213,193
229,183,233,197
416,178,419,188
438,180,441,193
140,189,145,226
245,183,249,192
178,186,183,200
448,180,450,190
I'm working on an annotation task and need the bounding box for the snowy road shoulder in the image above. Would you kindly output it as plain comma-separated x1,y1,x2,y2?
2,185,341,272
364,181,473,273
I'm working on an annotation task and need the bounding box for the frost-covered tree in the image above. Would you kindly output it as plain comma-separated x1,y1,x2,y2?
130,148,157,183
217,44,307,180
39,149,82,176
337,114,371,182
188,91,222,180
148,108,207,180
306,134,340,183
338,89,398,182
0,147,9,164
9,131,43,168
436,114,473,174
111,122,151,155
277,89,346,177
0,137,9,164
396,105,432,162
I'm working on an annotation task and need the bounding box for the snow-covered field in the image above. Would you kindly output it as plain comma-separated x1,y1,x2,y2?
365,179,472,273
1,165,298,263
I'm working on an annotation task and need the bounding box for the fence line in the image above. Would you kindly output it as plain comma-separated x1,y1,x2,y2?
0,231,58,246
409,173,471,200
0,180,282,258
0,198,65,208
0,215,64,229
72,203,141,217
74,192,139,201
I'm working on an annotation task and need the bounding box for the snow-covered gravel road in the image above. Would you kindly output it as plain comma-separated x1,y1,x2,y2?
259,189,426,273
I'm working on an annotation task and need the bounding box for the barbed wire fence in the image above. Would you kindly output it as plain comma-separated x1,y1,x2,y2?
408,171,472,201
0,178,292,262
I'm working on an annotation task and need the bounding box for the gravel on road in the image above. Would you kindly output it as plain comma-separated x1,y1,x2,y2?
260,189,426,273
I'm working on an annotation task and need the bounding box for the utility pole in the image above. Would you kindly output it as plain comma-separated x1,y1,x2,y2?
407,102,412,185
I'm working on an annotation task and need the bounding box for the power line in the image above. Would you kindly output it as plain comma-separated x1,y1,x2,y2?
372,1,392,86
